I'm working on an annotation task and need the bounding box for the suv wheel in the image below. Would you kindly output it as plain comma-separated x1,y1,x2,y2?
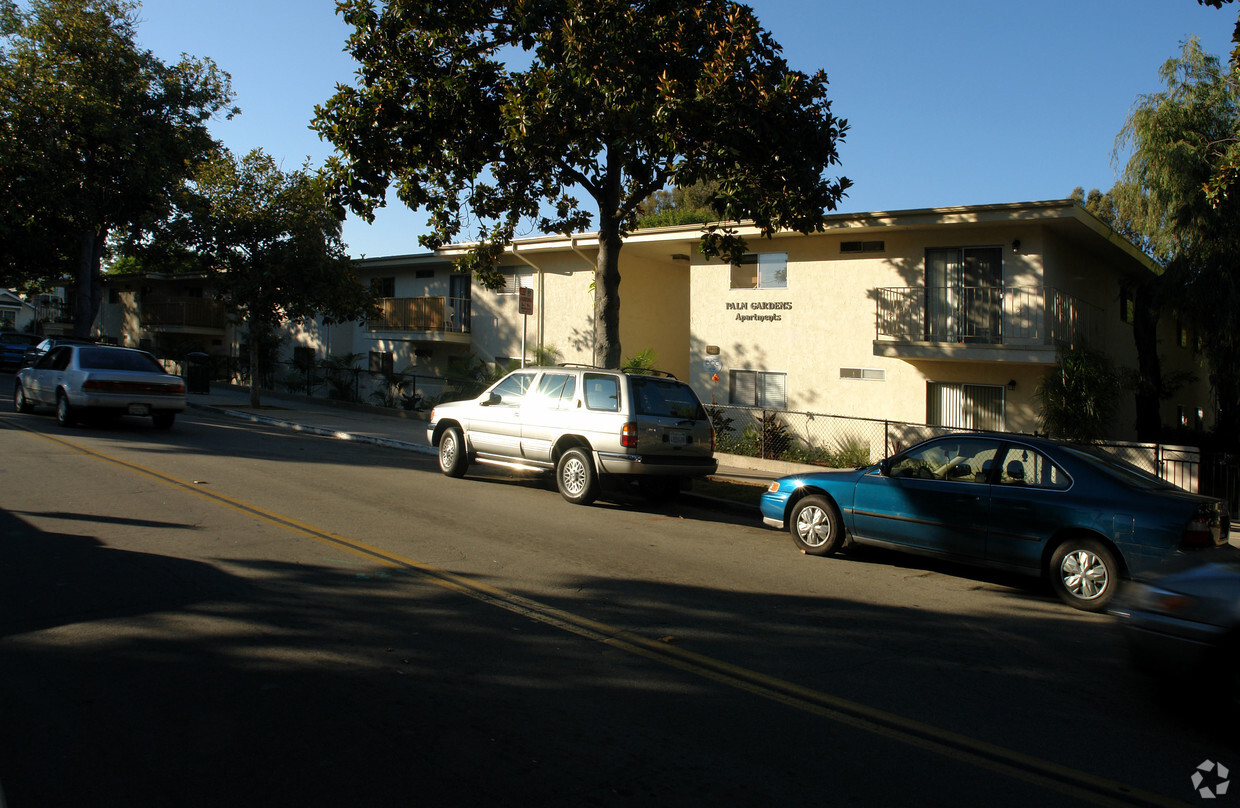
556,447,598,505
438,426,469,477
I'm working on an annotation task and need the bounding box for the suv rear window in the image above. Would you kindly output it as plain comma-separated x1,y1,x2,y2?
631,376,706,419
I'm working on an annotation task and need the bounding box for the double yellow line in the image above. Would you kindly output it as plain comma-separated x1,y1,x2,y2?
12,421,1186,808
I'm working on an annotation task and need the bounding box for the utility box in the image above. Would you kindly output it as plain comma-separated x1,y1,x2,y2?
185,351,210,394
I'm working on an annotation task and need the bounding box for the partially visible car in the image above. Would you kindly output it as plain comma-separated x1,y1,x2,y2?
20,336,94,368
0,332,40,371
1112,548,1240,691
427,364,717,505
14,343,186,428
759,432,1230,611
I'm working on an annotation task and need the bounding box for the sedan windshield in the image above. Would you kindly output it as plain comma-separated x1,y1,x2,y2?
78,347,165,373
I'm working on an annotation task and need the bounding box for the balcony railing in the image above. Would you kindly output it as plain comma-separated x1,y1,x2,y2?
368,296,471,334
876,286,1102,348
140,300,227,329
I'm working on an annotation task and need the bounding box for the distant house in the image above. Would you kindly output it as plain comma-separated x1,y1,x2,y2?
0,289,36,333
94,272,231,356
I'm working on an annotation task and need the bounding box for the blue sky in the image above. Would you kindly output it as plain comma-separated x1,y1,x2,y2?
132,0,1237,259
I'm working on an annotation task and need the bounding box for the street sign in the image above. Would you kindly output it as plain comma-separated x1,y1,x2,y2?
518,286,533,315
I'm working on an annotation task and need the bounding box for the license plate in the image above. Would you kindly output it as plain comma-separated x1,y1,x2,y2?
128,404,150,416
668,431,687,446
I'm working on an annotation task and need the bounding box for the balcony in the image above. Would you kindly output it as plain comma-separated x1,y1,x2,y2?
367,296,471,342
874,286,1103,364
140,300,227,331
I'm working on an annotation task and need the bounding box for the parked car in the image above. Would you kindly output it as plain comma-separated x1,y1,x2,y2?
20,336,94,368
759,432,1230,611
1112,549,1240,693
427,365,717,505
14,343,186,428
0,331,40,370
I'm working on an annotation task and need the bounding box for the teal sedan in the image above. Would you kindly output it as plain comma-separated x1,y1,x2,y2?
759,433,1230,611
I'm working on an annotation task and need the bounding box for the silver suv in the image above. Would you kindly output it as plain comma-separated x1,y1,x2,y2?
427,365,717,504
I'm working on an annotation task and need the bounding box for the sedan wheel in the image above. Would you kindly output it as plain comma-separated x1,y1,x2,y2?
55,394,76,427
1050,538,1118,611
13,383,33,414
789,495,844,556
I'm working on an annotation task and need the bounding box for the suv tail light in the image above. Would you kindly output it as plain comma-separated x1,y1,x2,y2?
1181,504,1221,549
621,422,638,448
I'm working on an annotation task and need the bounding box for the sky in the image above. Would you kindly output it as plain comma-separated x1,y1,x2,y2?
131,0,1238,260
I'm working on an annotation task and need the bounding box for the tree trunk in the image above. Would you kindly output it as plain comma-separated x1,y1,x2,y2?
73,227,105,340
1132,281,1163,441
248,313,263,408
592,161,625,368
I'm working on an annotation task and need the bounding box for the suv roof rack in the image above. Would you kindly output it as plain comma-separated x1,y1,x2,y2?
554,362,678,380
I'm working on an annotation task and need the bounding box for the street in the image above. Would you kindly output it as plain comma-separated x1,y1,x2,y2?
0,387,1235,807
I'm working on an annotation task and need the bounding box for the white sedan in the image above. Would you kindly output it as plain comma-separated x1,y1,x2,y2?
14,344,186,429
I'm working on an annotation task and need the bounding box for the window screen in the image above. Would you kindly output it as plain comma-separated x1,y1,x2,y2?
729,370,787,408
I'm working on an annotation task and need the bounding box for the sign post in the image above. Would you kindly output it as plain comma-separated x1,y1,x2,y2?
518,286,533,366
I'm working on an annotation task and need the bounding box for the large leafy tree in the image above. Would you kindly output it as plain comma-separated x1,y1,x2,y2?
176,148,374,407
1109,37,1240,442
0,0,235,338
315,0,850,367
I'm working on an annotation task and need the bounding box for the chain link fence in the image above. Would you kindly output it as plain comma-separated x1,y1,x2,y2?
705,404,971,468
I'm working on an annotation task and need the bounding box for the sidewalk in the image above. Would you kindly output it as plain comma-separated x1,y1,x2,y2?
184,384,806,494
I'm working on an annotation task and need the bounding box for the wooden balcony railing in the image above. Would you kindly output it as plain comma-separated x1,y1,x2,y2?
367,296,471,334
139,300,227,329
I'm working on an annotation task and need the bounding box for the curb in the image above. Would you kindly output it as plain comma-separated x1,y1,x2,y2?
188,402,436,456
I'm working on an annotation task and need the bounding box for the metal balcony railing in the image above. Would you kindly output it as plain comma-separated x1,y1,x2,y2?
875,286,1102,348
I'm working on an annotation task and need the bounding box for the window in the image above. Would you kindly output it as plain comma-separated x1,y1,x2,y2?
888,437,1001,483
840,367,885,381
583,373,620,411
371,277,395,298
292,346,315,370
534,372,576,410
927,382,1005,431
632,376,706,419
499,270,533,295
1120,287,1135,324
729,370,787,408
997,445,1071,490
489,371,536,405
415,269,434,279
840,240,885,254
0,311,14,329
369,350,393,375
730,253,787,290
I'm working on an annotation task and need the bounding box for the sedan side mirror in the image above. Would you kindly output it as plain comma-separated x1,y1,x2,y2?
481,392,501,406
879,458,891,476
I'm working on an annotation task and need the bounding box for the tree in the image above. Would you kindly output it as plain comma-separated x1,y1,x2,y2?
176,148,374,407
636,180,721,228
0,0,236,337
1036,342,1119,443
314,0,849,368
1110,38,1240,442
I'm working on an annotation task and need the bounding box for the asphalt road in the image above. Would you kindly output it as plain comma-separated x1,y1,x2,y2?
0,387,1235,807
